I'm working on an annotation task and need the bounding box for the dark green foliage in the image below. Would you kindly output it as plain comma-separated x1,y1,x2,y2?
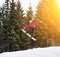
0,0,36,53
0,0,10,52
14,0,34,50
0,0,20,52
25,5,36,48
15,0,25,28
8,0,20,51
26,5,33,24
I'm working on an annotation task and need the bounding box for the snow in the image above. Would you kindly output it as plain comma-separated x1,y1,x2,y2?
0,47,60,57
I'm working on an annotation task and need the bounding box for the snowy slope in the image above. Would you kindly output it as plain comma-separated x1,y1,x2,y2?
0,47,60,57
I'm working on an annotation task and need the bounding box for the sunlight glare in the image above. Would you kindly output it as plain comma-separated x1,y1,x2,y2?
56,0,60,4
56,0,60,8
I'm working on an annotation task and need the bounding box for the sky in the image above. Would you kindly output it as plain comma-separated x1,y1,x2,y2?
0,0,40,14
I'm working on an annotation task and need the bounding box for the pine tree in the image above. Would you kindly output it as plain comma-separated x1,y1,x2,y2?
0,0,11,52
0,7,2,19
8,0,21,51
0,7,4,52
15,0,26,50
26,4,33,24
25,5,36,48
35,0,60,47
15,0,32,50
15,0,25,28
35,0,54,47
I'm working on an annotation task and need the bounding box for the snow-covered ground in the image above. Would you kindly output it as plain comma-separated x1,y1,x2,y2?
0,46,60,57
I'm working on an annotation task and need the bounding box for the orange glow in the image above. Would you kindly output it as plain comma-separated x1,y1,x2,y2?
36,0,60,32
39,0,60,24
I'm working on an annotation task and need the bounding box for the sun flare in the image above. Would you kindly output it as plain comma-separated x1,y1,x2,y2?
56,0,60,4
56,0,60,9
